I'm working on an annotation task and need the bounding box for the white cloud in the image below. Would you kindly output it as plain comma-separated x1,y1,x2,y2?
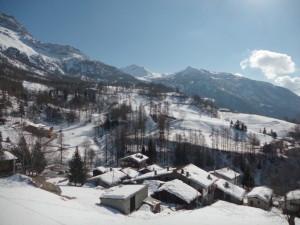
241,50,295,79
274,76,300,95
241,49,300,95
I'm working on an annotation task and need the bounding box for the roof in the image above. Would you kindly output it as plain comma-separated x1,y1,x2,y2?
177,164,217,188
0,151,17,161
286,189,300,201
247,186,273,203
156,179,201,204
89,170,127,186
93,166,108,174
213,167,240,180
121,167,139,178
146,164,163,171
132,168,174,181
24,121,47,129
215,179,246,201
100,185,146,200
121,153,148,163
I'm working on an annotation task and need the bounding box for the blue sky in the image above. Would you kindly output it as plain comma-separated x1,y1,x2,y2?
1,0,300,88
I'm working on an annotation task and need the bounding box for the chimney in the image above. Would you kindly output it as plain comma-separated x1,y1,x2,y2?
110,167,113,171
186,171,190,177
181,169,184,174
154,170,157,175
167,166,169,171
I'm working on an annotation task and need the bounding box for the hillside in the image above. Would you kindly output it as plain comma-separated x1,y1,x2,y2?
0,13,137,83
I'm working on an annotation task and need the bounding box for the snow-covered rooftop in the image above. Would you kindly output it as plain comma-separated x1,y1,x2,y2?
122,153,149,163
247,186,273,203
215,179,246,201
0,151,17,161
89,170,127,186
286,189,300,201
93,166,108,174
100,185,146,200
132,168,174,181
156,179,200,204
177,164,217,188
213,167,240,180
145,164,163,171
121,167,139,178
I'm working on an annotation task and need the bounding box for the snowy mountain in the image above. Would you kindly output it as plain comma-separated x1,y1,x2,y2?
154,66,300,120
121,64,163,81
0,13,136,82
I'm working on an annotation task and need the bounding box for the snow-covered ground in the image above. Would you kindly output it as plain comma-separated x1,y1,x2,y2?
0,87,296,163
0,175,297,225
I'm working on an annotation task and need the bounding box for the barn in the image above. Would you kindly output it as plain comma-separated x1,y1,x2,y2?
100,185,148,214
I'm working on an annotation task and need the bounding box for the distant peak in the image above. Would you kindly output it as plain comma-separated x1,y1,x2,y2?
0,13,29,35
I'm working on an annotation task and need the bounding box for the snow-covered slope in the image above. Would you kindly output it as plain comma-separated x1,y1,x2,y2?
0,175,295,225
121,64,164,81
153,66,300,120
0,13,136,82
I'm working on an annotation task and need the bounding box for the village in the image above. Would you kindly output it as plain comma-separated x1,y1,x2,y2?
1,145,300,221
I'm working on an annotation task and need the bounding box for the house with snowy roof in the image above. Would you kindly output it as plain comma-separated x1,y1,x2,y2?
175,164,218,205
0,150,17,177
88,170,127,188
282,189,300,216
100,185,148,214
211,167,241,185
139,164,163,174
152,179,201,209
247,186,273,210
121,167,139,179
214,178,246,205
128,167,176,184
120,153,148,168
92,166,109,176
23,121,54,138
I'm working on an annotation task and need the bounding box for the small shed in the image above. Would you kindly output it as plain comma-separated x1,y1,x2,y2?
120,153,148,169
0,151,17,177
152,179,201,209
214,178,246,205
88,170,127,188
247,186,273,210
212,167,241,185
100,185,148,214
143,196,161,213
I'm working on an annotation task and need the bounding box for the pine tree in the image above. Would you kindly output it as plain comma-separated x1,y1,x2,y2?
147,138,157,163
68,148,87,186
16,136,31,174
31,141,47,174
